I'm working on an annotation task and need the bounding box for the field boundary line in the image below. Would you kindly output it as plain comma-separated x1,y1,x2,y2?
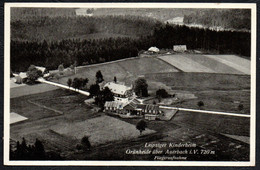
76,56,138,70
159,106,250,118
156,57,184,72
27,100,63,115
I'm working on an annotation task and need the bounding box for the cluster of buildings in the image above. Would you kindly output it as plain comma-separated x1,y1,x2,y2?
103,82,162,120
13,66,49,84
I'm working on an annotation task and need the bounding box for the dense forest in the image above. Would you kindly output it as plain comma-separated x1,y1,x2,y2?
11,20,250,72
183,9,251,30
12,8,251,31
11,16,160,41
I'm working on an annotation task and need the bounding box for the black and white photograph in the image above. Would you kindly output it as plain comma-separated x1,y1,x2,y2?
4,3,256,166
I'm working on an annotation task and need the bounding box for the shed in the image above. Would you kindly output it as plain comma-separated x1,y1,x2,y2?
173,45,187,52
14,72,27,84
14,76,22,84
148,47,160,53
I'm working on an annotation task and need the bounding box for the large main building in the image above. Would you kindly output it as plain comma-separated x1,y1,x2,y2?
103,82,162,120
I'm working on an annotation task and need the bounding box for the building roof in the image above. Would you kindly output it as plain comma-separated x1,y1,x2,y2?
35,66,46,73
18,72,27,79
124,100,159,112
104,101,126,110
104,82,132,96
148,47,159,53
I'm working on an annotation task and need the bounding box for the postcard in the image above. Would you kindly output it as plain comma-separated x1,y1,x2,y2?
4,2,256,166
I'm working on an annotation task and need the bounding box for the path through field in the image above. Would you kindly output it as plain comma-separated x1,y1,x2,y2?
37,78,90,96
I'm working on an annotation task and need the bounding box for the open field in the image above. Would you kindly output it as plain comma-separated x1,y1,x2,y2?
52,54,250,89
51,115,155,146
144,72,250,114
10,112,28,124
204,55,250,75
159,54,250,75
80,110,249,161
10,83,58,98
173,90,250,114
173,111,250,136
10,89,155,154
159,54,215,73
56,57,179,86
145,72,250,91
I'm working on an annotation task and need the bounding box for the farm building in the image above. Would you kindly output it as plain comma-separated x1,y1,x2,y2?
103,82,135,103
173,45,187,52
104,101,127,114
75,8,94,16
14,72,27,84
165,17,184,25
148,47,160,53
104,99,161,120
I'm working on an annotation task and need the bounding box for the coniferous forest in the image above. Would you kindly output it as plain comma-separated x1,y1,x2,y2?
11,15,250,72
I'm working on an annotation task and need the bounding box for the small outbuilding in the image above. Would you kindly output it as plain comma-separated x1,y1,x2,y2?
14,72,27,84
173,45,187,52
148,47,160,53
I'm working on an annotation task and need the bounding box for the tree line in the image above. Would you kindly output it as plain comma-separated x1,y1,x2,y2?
10,138,62,160
11,24,250,72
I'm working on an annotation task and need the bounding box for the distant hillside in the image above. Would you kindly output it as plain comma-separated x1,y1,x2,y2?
11,8,251,32
11,8,77,20
10,8,193,21
11,15,160,41
183,9,251,30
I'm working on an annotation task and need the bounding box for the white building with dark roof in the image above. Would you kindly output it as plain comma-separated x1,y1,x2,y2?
103,82,134,103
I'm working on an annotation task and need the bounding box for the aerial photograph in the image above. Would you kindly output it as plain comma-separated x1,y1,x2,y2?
7,6,252,163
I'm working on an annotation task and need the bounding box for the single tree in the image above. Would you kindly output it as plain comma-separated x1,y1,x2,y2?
96,70,104,84
34,138,45,160
95,87,114,108
238,104,244,111
134,78,148,97
114,76,117,83
102,87,114,102
156,89,169,98
58,64,64,73
81,136,91,150
89,84,100,97
72,78,80,90
197,101,204,109
136,120,147,135
79,78,85,89
83,78,89,86
26,65,43,84
67,78,72,88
